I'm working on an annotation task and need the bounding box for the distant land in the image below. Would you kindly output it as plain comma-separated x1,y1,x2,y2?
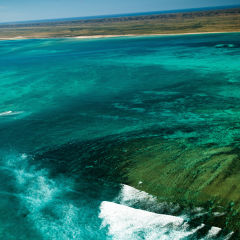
0,5,240,39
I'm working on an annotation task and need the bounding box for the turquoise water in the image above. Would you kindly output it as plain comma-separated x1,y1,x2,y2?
0,33,240,239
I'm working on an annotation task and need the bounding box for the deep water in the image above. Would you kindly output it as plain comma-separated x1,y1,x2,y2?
0,33,240,239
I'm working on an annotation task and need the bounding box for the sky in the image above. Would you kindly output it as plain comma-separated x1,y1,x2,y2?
0,0,239,23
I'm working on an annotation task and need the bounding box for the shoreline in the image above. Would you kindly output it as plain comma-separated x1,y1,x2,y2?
73,31,240,39
0,31,239,41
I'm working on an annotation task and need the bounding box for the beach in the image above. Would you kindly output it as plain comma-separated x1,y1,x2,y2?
0,31,240,41
0,7,239,39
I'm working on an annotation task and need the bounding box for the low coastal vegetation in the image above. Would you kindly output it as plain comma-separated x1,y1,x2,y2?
0,7,239,38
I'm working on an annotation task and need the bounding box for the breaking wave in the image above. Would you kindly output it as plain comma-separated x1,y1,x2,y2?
0,152,234,240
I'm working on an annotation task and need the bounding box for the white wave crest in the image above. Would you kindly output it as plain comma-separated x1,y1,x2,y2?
99,201,205,240
0,111,23,116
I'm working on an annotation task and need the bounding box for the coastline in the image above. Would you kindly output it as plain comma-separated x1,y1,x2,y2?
1,25,240,236
73,31,240,39
0,31,239,41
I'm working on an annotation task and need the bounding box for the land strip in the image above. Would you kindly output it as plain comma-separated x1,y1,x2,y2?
0,7,239,39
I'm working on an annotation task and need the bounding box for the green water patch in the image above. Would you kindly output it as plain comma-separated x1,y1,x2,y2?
33,133,240,236
1,34,240,239
116,137,240,234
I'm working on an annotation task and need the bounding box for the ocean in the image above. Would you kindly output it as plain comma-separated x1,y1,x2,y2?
0,33,239,239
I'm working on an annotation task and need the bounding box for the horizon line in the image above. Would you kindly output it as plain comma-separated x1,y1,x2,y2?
0,3,240,25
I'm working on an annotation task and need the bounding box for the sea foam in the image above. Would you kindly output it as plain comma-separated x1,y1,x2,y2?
0,111,23,116
99,201,205,240
100,184,228,240
3,153,87,240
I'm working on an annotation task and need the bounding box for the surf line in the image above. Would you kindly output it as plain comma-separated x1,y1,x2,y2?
0,111,23,116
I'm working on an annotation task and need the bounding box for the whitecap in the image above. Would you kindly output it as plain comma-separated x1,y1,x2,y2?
99,201,205,240
206,227,222,238
0,111,23,117
3,153,88,240
115,184,180,214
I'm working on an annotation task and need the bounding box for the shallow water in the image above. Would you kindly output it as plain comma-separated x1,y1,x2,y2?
0,33,240,239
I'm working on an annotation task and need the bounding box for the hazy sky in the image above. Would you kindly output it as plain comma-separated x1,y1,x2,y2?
0,0,239,22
